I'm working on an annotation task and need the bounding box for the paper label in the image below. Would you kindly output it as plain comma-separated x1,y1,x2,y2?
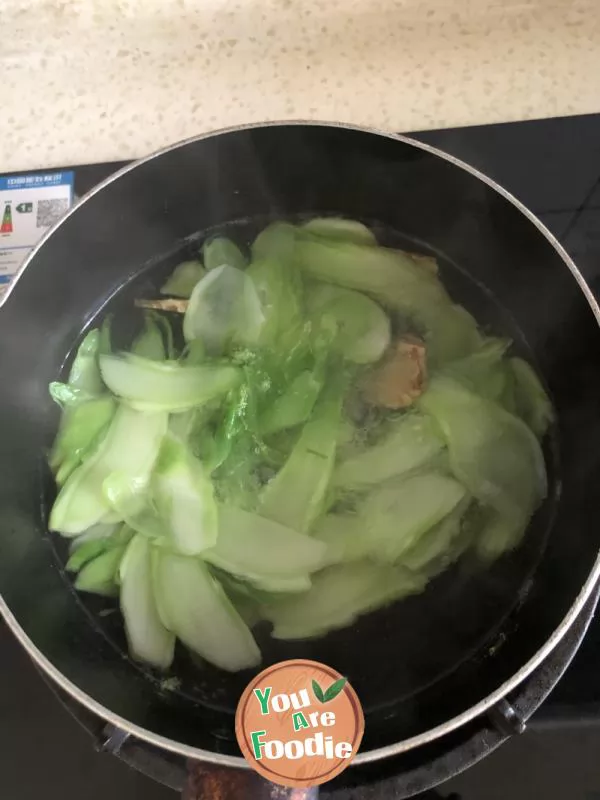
0,171,75,293
236,659,364,788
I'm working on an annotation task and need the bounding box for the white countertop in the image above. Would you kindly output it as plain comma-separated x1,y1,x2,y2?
2,0,600,171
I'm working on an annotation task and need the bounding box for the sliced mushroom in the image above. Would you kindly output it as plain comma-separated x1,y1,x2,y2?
363,336,427,409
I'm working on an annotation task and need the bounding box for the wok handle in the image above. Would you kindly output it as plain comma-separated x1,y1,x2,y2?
183,760,319,800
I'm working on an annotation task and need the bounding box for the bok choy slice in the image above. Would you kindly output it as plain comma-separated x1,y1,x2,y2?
74,543,128,596
153,550,260,672
204,506,327,583
131,312,169,361
295,235,481,365
50,405,167,535
359,472,467,563
65,523,130,572
153,435,218,555
203,237,247,272
160,260,206,297
259,375,345,532
64,328,104,396
306,284,391,364
419,376,546,552
99,354,240,412
509,356,554,437
263,561,426,640
334,412,444,489
120,535,175,668
183,265,264,354
246,257,305,352
301,217,377,246
50,396,116,481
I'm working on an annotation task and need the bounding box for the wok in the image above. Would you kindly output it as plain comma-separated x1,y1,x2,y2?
1,122,600,795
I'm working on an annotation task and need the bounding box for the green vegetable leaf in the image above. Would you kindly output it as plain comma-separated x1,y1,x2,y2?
49,405,168,535
74,544,126,596
99,354,240,412
204,505,326,585
259,368,324,436
509,356,554,438
359,472,467,564
323,677,347,702
259,374,346,532
306,284,391,364
66,537,111,572
160,260,206,297
334,412,443,490
183,264,264,354
49,395,116,475
152,434,218,555
251,222,298,263
203,237,247,272
179,339,206,366
130,310,176,361
397,496,472,577
131,312,167,361
440,337,510,404
419,377,546,533
66,329,104,396
120,534,175,669
247,256,304,354
263,561,425,641
49,329,105,414
302,217,376,246
294,234,480,365
312,679,325,703
153,550,261,672
49,382,96,409
98,314,113,356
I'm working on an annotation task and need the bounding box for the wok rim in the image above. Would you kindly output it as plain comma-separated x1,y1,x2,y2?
1,119,599,769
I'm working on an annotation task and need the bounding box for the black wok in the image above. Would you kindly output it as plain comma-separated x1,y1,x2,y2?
1,122,600,793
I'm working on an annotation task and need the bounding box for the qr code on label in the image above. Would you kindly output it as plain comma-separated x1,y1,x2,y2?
36,198,69,228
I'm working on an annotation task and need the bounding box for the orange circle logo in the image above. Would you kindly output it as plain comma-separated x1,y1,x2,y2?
235,659,364,788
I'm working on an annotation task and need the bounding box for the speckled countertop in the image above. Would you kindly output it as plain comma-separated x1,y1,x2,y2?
2,0,600,170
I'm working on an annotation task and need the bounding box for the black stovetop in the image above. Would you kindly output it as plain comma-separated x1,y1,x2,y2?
3,113,600,799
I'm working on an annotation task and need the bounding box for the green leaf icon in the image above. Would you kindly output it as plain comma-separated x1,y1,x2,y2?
323,677,347,703
312,679,325,703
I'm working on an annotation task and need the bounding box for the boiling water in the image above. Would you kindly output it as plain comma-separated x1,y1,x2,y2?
44,215,558,741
